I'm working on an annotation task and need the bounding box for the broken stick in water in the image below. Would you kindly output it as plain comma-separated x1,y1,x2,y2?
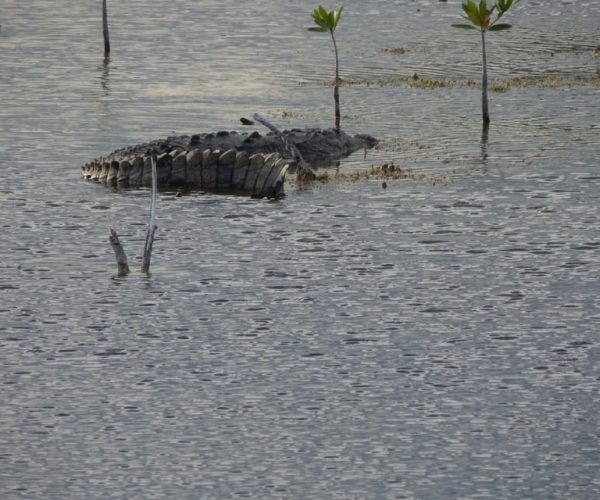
109,227,130,276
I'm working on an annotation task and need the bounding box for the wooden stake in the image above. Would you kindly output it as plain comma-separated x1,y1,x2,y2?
141,151,158,273
109,227,130,276
102,0,110,55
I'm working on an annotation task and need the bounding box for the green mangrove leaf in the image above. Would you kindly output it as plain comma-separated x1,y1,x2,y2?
333,5,344,30
311,14,327,29
458,0,520,31
462,0,476,16
315,13,328,25
479,0,494,30
310,5,344,33
478,0,487,17
463,0,482,26
496,0,514,14
452,23,478,29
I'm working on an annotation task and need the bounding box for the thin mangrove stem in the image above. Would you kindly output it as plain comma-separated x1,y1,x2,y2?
331,32,341,133
481,29,489,125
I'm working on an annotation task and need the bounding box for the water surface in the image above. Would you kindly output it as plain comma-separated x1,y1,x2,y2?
1,1,599,498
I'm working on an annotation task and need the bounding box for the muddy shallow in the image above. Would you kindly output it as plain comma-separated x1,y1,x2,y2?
1,1,599,498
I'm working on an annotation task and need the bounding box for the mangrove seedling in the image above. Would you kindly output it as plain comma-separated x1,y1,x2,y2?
308,5,344,132
452,0,520,125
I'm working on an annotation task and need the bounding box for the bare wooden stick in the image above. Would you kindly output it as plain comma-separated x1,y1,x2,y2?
141,151,158,273
107,151,157,275
102,0,110,55
141,225,157,273
109,227,130,276
252,113,316,181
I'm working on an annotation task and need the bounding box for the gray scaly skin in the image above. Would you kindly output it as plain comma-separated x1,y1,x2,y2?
82,148,290,199
81,128,378,198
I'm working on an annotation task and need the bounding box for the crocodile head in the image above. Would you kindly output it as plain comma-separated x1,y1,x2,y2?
283,128,378,167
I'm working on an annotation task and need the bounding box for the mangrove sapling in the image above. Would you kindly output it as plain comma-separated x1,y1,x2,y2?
102,0,110,55
308,5,344,133
452,0,521,126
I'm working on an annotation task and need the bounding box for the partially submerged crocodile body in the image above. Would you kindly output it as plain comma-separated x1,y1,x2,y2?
81,128,377,198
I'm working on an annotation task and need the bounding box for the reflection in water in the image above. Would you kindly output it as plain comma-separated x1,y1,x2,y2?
480,123,489,167
100,54,110,93
334,82,340,131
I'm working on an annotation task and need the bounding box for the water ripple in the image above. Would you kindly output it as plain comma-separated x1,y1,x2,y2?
1,1,599,499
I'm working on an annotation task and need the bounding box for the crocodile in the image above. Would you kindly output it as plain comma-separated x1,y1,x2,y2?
81,127,378,198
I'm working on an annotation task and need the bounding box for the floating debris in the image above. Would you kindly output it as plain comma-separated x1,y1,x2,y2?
383,47,407,55
293,163,452,188
333,75,600,90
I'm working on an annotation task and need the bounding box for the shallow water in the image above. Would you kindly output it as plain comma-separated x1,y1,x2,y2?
1,1,599,498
